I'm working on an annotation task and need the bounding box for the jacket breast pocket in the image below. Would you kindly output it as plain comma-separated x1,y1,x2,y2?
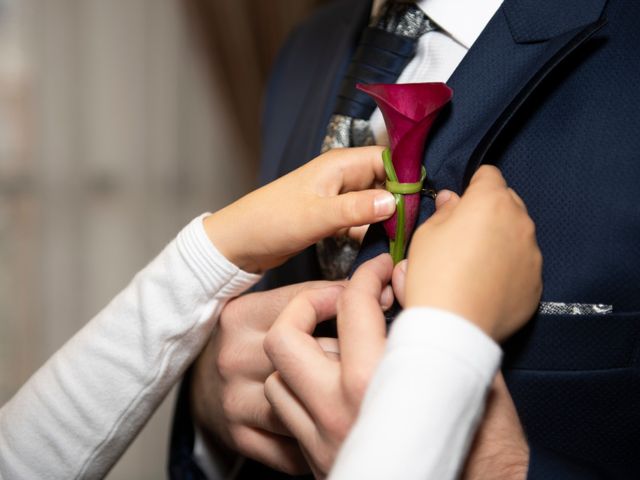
503,311,640,371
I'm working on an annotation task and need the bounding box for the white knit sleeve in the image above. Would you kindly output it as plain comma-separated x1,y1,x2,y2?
0,214,261,480
330,307,502,480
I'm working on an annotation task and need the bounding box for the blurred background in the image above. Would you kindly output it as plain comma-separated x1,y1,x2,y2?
0,0,326,478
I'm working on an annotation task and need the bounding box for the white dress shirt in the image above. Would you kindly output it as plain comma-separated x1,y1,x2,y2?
369,0,503,144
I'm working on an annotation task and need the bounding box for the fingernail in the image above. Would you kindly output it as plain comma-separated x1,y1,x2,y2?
374,192,396,217
380,285,394,310
398,259,408,274
435,190,451,208
437,190,451,203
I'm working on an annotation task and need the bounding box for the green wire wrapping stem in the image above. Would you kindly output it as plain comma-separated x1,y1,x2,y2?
382,148,426,265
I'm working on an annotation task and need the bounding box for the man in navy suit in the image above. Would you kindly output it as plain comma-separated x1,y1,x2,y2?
171,0,640,478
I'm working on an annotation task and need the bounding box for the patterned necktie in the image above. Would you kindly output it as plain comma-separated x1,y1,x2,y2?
317,1,437,279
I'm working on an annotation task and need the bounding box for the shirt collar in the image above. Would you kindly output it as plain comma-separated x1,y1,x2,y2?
371,0,503,49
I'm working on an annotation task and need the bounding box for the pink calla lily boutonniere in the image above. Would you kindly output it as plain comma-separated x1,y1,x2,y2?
357,82,453,264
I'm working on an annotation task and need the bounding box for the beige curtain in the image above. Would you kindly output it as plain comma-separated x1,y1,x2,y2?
0,0,324,478
184,0,330,160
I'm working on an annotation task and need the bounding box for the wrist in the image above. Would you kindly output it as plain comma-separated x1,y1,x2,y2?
464,440,530,480
203,211,261,274
499,442,530,480
406,291,501,340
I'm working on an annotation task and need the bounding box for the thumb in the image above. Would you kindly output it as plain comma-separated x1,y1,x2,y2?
322,189,396,232
392,259,408,307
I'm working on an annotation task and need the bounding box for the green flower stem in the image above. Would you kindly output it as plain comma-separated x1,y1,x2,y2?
382,148,426,265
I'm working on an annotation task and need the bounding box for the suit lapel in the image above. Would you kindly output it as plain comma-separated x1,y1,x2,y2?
356,0,608,268
276,0,371,178
422,0,607,195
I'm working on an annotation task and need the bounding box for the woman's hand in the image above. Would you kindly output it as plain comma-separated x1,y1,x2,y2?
399,165,543,341
204,146,395,273
263,254,394,478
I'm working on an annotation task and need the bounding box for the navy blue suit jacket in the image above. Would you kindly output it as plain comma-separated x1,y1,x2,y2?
170,0,640,478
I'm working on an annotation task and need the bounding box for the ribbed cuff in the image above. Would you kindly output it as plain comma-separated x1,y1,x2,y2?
389,307,502,384
176,214,262,299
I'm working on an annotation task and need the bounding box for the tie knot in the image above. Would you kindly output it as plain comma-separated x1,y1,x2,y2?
333,2,436,119
374,1,437,39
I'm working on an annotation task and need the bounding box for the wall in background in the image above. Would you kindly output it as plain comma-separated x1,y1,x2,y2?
0,0,269,477
184,0,331,161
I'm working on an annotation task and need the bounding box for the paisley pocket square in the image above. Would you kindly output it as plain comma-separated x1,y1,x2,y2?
538,302,612,315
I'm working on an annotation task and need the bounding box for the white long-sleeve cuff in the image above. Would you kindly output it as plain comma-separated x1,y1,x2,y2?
330,307,502,480
177,213,262,300
388,307,502,385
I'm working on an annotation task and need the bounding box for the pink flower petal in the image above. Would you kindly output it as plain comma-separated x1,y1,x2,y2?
357,82,452,240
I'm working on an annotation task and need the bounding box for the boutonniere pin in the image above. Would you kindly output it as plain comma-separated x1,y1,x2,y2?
357,82,452,264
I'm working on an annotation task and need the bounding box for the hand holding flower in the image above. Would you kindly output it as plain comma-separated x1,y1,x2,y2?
204,146,396,274
402,166,543,341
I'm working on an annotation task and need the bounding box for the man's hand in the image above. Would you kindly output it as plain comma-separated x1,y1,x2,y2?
462,373,530,480
190,281,346,475
204,146,395,273
263,255,394,478
404,165,543,341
